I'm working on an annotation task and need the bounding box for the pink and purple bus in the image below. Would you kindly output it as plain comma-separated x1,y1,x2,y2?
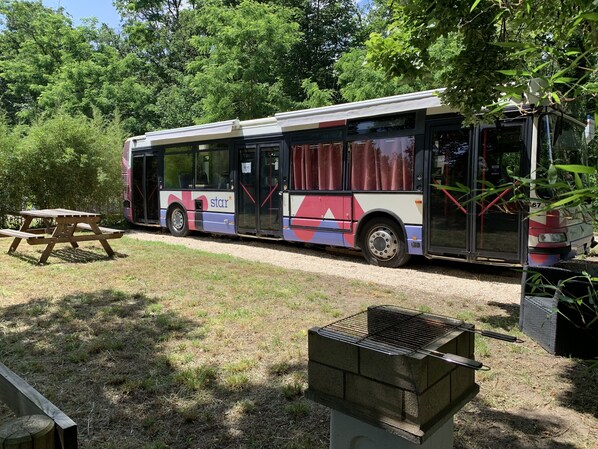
122,89,594,267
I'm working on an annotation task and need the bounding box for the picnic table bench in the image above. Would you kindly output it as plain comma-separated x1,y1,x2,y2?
0,208,124,264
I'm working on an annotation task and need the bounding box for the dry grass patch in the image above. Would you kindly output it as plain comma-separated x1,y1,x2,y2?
0,236,596,449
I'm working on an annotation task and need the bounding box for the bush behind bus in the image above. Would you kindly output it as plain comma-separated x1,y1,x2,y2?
0,112,125,227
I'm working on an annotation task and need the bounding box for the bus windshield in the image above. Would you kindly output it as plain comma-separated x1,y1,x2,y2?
537,113,588,198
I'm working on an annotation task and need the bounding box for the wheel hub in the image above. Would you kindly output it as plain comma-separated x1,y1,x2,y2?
368,227,398,260
172,210,184,231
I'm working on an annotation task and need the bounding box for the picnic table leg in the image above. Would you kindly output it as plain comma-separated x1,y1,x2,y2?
38,243,56,264
38,222,67,264
8,216,33,253
67,224,79,249
39,242,56,264
88,222,115,258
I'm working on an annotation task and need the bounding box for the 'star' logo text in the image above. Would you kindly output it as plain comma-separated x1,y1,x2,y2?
210,197,230,208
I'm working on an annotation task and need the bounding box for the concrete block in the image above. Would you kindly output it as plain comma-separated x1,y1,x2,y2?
330,410,454,449
308,328,359,373
427,338,457,386
450,366,476,402
359,347,428,392
456,325,474,356
345,373,403,420
404,375,451,427
308,361,345,399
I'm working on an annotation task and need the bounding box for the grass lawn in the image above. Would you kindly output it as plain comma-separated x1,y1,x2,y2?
0,236,597,449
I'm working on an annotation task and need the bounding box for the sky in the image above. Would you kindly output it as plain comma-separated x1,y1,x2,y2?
42,0,122,29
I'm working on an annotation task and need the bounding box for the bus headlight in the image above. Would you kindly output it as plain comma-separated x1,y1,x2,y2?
538,233,567,243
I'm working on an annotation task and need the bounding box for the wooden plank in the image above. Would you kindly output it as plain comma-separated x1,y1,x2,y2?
0,230,42,239
56,217,101,225
76,223,124,234
24,228,48,235
53,209,98,217
27,233,124,245
19,210,100,219
19,210,58,218
7,217,33,253
0,362,77,449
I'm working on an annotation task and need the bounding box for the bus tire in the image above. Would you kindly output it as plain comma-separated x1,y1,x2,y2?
360,218,410,268
167,205,190,237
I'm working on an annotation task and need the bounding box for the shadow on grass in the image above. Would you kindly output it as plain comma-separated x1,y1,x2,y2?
455,398,580,449
8,248,128,265
558,361,598,419
1,289,593,449
479,301,521,331
478,296,598,424
0,290,328,449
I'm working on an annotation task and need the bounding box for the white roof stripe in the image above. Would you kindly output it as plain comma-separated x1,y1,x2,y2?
274,89,445,130
146,119,241,145
138,89,447,146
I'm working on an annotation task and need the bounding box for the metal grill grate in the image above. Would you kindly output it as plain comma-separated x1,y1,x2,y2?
317,305,464,356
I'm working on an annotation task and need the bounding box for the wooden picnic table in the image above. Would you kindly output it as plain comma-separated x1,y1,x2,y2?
0,208,124,264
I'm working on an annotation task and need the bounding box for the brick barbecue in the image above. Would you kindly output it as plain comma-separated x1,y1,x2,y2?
306,306,481,445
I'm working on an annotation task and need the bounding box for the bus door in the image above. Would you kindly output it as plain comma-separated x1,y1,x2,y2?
237,143,281,237
132,151,160,224
426,121,525,264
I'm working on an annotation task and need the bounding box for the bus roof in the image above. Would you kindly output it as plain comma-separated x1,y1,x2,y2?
128,88,449,148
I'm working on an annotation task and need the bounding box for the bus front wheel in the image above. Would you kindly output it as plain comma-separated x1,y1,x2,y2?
361,218,410,268
167,205,190,237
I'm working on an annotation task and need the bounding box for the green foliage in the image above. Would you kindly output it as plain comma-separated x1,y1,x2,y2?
0,117,23,225
18,113,124,211
366,0,598,120
188,0,301,122
300,79,334,108
0,0,78,121
283,0,363,100
155,79,203,129
0,1,156,135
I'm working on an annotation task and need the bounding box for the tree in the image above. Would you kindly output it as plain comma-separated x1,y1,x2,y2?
18,113,125,212
115,0,201,87
335,34,461,102
0,117,23,226
0,0,79,121
188,0,301,122
285,0,363,99
0,1,156,135
366,0,598,119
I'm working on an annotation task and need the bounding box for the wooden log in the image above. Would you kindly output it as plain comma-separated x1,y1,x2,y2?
0,362,77,449
0,414,55,449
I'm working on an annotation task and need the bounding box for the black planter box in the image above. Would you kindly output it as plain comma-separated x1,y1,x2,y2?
520,265,598,358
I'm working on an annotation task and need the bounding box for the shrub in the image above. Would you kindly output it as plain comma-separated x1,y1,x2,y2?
18,112,124,213
0,118,23,226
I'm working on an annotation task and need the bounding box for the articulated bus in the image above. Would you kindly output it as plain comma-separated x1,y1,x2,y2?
122,89,594,268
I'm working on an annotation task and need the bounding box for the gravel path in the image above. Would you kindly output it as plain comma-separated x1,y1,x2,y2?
127,229,522,306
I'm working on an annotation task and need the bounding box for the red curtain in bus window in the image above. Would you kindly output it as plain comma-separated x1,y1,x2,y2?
378,139,398,190
350,137,414,191
351,140,378,190
292,145,304,189
402,137,414,190
292,145,316,189
292,143,342,190
317,143,342,190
